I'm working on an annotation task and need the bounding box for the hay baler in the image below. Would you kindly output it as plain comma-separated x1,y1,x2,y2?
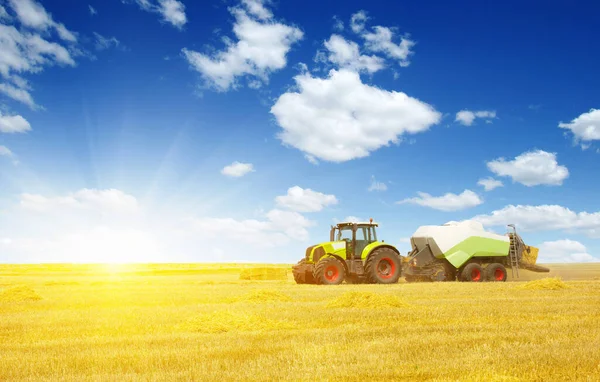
402,221,550,282
292,219,403,285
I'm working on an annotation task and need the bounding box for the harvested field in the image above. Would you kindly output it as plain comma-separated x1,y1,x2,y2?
0,262,599,381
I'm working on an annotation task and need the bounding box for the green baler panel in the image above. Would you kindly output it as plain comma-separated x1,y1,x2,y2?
443,236,509,268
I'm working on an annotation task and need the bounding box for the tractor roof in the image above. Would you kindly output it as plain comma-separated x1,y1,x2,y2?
336,221,378,227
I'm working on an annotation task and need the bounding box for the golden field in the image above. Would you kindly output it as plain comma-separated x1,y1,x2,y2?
1,262,600,381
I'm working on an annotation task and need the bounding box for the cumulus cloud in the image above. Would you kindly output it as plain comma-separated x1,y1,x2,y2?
346,10,415,68
397,189,483,211
318,34,384,74
350,10,367,33
127,0,187,29
368,176,387,191
0,112,31,133
486,150,569,186
221,161,255,177
538,239,599,263
471,204,600,238
455,110,497,126
362,26,414,67
477,177,503,191
89,5,97,15
558,108,600,146
182,0,302,91
271,68,441,162
275,186,338,212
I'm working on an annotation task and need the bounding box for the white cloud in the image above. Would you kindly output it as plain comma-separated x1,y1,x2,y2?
0,187,318,262
241,0,272,20
486,150,569,186
0,112,31,133
19,188,139,213
158,0,186,29
350,10,367,33
185,208,314,246
0,1,83,108
127,0,187,29
0,5,11,21
0,145,13,157
221,161,255,177
7,0,77,42
348,10,414,68
93,32,124,51
455,110,497,126
397,189,483,211
89,5,97,15
275,186,338,212
558,108,600,145
362,26,414,67
182,0,303,91
332,15,344,31
477,177,503,191
344,216,363,222
538,239,599,263
320,34,384,74
271,68,441,162
0,83,37,108
368,176,387,191
471,204,600,238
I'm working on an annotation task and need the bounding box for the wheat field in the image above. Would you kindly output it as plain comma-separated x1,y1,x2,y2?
1,263,600,381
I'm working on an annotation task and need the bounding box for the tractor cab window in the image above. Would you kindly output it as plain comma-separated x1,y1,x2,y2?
337,226,353,241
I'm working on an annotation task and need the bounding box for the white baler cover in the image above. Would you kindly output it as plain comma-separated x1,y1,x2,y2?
410,219,509,255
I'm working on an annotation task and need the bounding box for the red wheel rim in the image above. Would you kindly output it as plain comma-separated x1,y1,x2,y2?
471,268,481,281
495,268,504,281
377,258,396,279
324,265,339,282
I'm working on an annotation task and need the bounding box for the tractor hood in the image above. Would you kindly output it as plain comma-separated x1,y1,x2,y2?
305,240,347,262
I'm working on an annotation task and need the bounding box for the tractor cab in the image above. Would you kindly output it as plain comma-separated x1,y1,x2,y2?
330,219,379,260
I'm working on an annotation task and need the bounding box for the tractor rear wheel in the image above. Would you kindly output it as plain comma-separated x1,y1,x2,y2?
461,263,484,282
365,247,402,284
314,257,345,285
485,263,507,282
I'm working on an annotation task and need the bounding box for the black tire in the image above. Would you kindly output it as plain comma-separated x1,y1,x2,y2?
485,263,507,282
314,257,345,285
461,263,484,282
364,247,402,284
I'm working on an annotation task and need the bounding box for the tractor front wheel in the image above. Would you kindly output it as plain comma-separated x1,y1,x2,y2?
461,263,484,282
314,257,345,285
365,248,402,284
485,263,507,282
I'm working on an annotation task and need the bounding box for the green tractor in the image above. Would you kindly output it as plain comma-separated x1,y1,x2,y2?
292,219,403,285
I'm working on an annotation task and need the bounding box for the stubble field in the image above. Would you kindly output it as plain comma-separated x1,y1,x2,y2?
1,263,600,381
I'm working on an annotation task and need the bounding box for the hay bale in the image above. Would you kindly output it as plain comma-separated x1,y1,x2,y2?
239,267,288,281
517,277,570,290
0,285,42,302
327,291,409,309
174,310,295,333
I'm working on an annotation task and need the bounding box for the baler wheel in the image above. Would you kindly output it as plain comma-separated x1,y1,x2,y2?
485,263,507,282
314,257,345,285
365,247,402,284
461,263,484,282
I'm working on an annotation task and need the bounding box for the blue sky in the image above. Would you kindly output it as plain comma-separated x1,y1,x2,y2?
1,0,600,264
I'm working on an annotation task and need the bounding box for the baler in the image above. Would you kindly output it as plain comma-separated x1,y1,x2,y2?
402,220,550,282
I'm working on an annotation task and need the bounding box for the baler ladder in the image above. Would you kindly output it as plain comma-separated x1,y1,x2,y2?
507,224,520,278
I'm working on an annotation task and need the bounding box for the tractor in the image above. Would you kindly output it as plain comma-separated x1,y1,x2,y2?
292,219,403,285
